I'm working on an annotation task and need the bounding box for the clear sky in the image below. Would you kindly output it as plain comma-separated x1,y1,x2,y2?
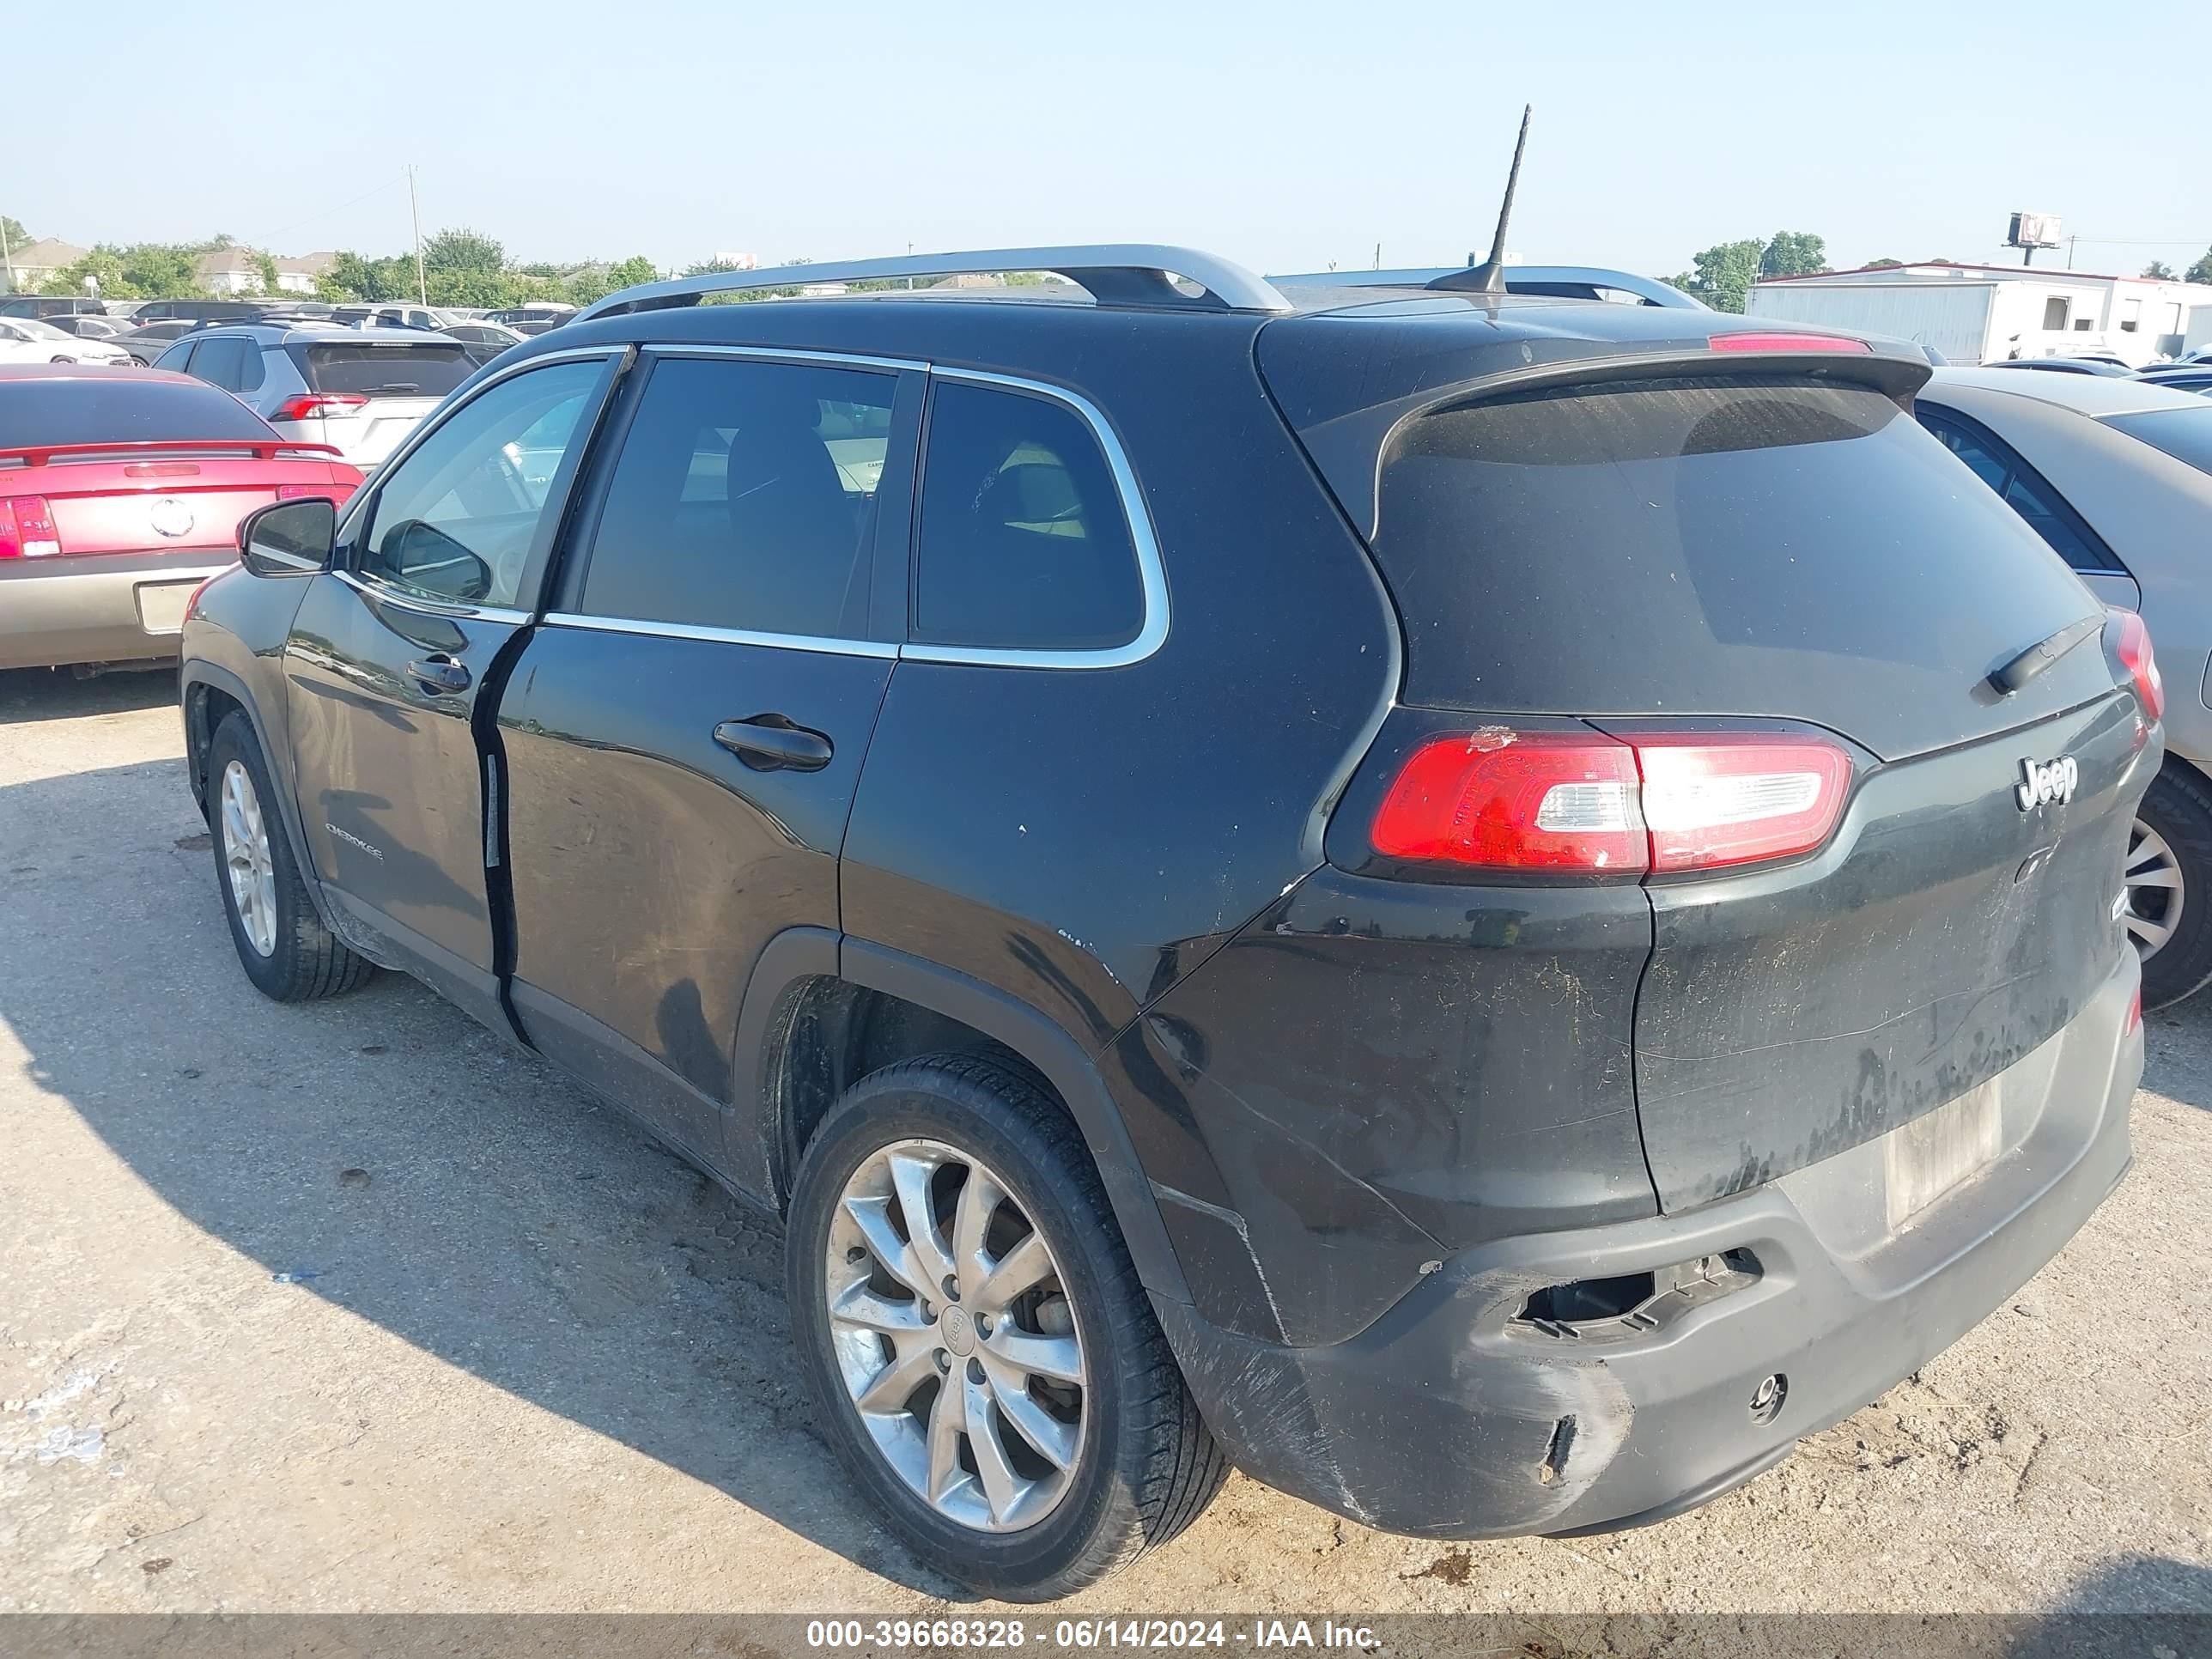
15,0,2209,282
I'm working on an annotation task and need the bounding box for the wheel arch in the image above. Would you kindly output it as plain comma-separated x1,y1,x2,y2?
732,929,1194,1309
183,661,336,935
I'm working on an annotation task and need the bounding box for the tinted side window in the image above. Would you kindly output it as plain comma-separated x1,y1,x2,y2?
1917,407,2121,574
189,336,248,392
912,380,1142,651
579,356,894,638
359,358,604,608
155,341,197,375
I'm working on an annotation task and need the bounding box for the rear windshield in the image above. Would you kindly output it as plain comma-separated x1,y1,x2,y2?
290,343,474,398
0,376,277,449
1370,374,2097,748
2104,406,2212,476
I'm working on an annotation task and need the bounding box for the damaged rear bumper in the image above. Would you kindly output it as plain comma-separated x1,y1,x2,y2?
1154,954,2141,1538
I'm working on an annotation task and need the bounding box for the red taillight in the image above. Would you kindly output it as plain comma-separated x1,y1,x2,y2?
0,495,62,560
2111,610,2163,723
1372,732,1646,872
1635,734,1855,872
270,393,369,422
1708,332,1872,355
276,483,331,501
2124,986,2143,1035
1372,729,1853,876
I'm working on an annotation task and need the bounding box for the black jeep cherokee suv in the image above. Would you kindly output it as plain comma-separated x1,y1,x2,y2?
179,246,2155,1599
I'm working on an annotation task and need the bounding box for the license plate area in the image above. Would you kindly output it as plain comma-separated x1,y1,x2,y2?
1884,1078,2002,1229
135,580,201,635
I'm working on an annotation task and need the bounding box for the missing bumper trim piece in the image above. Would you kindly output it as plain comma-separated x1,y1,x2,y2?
1515,1250,1761,1342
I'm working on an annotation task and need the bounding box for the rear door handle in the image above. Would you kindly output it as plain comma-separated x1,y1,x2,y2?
714,716,833,772
405,656,471,694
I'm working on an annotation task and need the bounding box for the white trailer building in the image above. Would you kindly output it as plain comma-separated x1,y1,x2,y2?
1747,262,2212,366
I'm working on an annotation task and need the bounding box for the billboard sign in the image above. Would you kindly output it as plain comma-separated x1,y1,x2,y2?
2008,212,2063,250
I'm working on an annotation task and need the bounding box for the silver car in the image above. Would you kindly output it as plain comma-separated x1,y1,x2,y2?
153,323,477,469
1916,367,2212,1004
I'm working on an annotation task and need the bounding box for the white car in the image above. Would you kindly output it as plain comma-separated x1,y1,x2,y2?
0,315,132,367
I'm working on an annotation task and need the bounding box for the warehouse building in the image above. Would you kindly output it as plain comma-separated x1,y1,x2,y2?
1746,262,2212,366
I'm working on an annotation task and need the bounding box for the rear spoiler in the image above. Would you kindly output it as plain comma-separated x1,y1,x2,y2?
1,439,346,466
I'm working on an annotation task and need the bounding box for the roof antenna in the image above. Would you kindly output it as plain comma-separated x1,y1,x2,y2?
1431,104,1530,295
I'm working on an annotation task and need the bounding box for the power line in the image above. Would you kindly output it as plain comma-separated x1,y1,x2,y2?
257,173,408,246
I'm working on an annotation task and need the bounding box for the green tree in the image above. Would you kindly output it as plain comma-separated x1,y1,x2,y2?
1758,232,1828,278
422,228,505,275
122,245,202,296
1,216,27,249
2143,260,2177,280
1681,238,1765,313
1865,258,1905,269
42,246,137,298
566,255,659,307
255,251,282,295
2187,246,2212,285
35,243,207,300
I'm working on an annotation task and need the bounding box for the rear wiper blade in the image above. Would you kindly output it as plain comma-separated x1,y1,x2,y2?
1988,614,2104,696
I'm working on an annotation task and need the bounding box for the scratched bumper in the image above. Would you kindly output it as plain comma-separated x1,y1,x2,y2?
1155,952,2139,1538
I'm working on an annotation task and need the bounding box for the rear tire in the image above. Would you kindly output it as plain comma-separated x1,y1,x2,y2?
207,712,374,1002
787,1054,1226,1601
2131,762,2212,1009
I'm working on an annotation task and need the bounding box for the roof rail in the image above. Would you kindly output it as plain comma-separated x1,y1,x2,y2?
1268,264,1706,312
578,245,1293,322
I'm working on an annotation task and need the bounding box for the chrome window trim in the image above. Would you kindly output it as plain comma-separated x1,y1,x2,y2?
334,568,533,627
639,342,927,375
541,611,897,659
333,346,622,549
523,356,1168,672
906,367,1169,671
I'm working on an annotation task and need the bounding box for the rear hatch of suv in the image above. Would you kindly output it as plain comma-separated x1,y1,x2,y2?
1264,302,2154,1212
281,339,476,465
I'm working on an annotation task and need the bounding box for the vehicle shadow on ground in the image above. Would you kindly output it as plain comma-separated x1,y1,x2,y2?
0,664,178,724
0,732,957,1596
2142,991,2212,1113
2008,1553,2212,1656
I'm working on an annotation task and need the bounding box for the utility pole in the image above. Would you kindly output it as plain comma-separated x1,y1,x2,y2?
0,215,11,293
2066,234,2077,270
407,165,428,304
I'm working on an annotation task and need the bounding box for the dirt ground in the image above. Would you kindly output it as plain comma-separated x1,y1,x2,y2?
1,666,2207,1631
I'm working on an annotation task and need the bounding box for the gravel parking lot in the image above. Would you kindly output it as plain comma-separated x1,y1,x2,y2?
2,666,2208,1633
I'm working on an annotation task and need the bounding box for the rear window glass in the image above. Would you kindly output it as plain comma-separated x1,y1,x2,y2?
2104,407,2212,476
1370,374,2095,734
292,343,474,397
0,376,276,448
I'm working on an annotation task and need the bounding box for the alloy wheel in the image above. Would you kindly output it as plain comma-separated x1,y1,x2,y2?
219,759,278,958
825,1137,1087,1534
2125,817,2184,960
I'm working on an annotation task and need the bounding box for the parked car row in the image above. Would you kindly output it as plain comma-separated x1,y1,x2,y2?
165,246,2165,1600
